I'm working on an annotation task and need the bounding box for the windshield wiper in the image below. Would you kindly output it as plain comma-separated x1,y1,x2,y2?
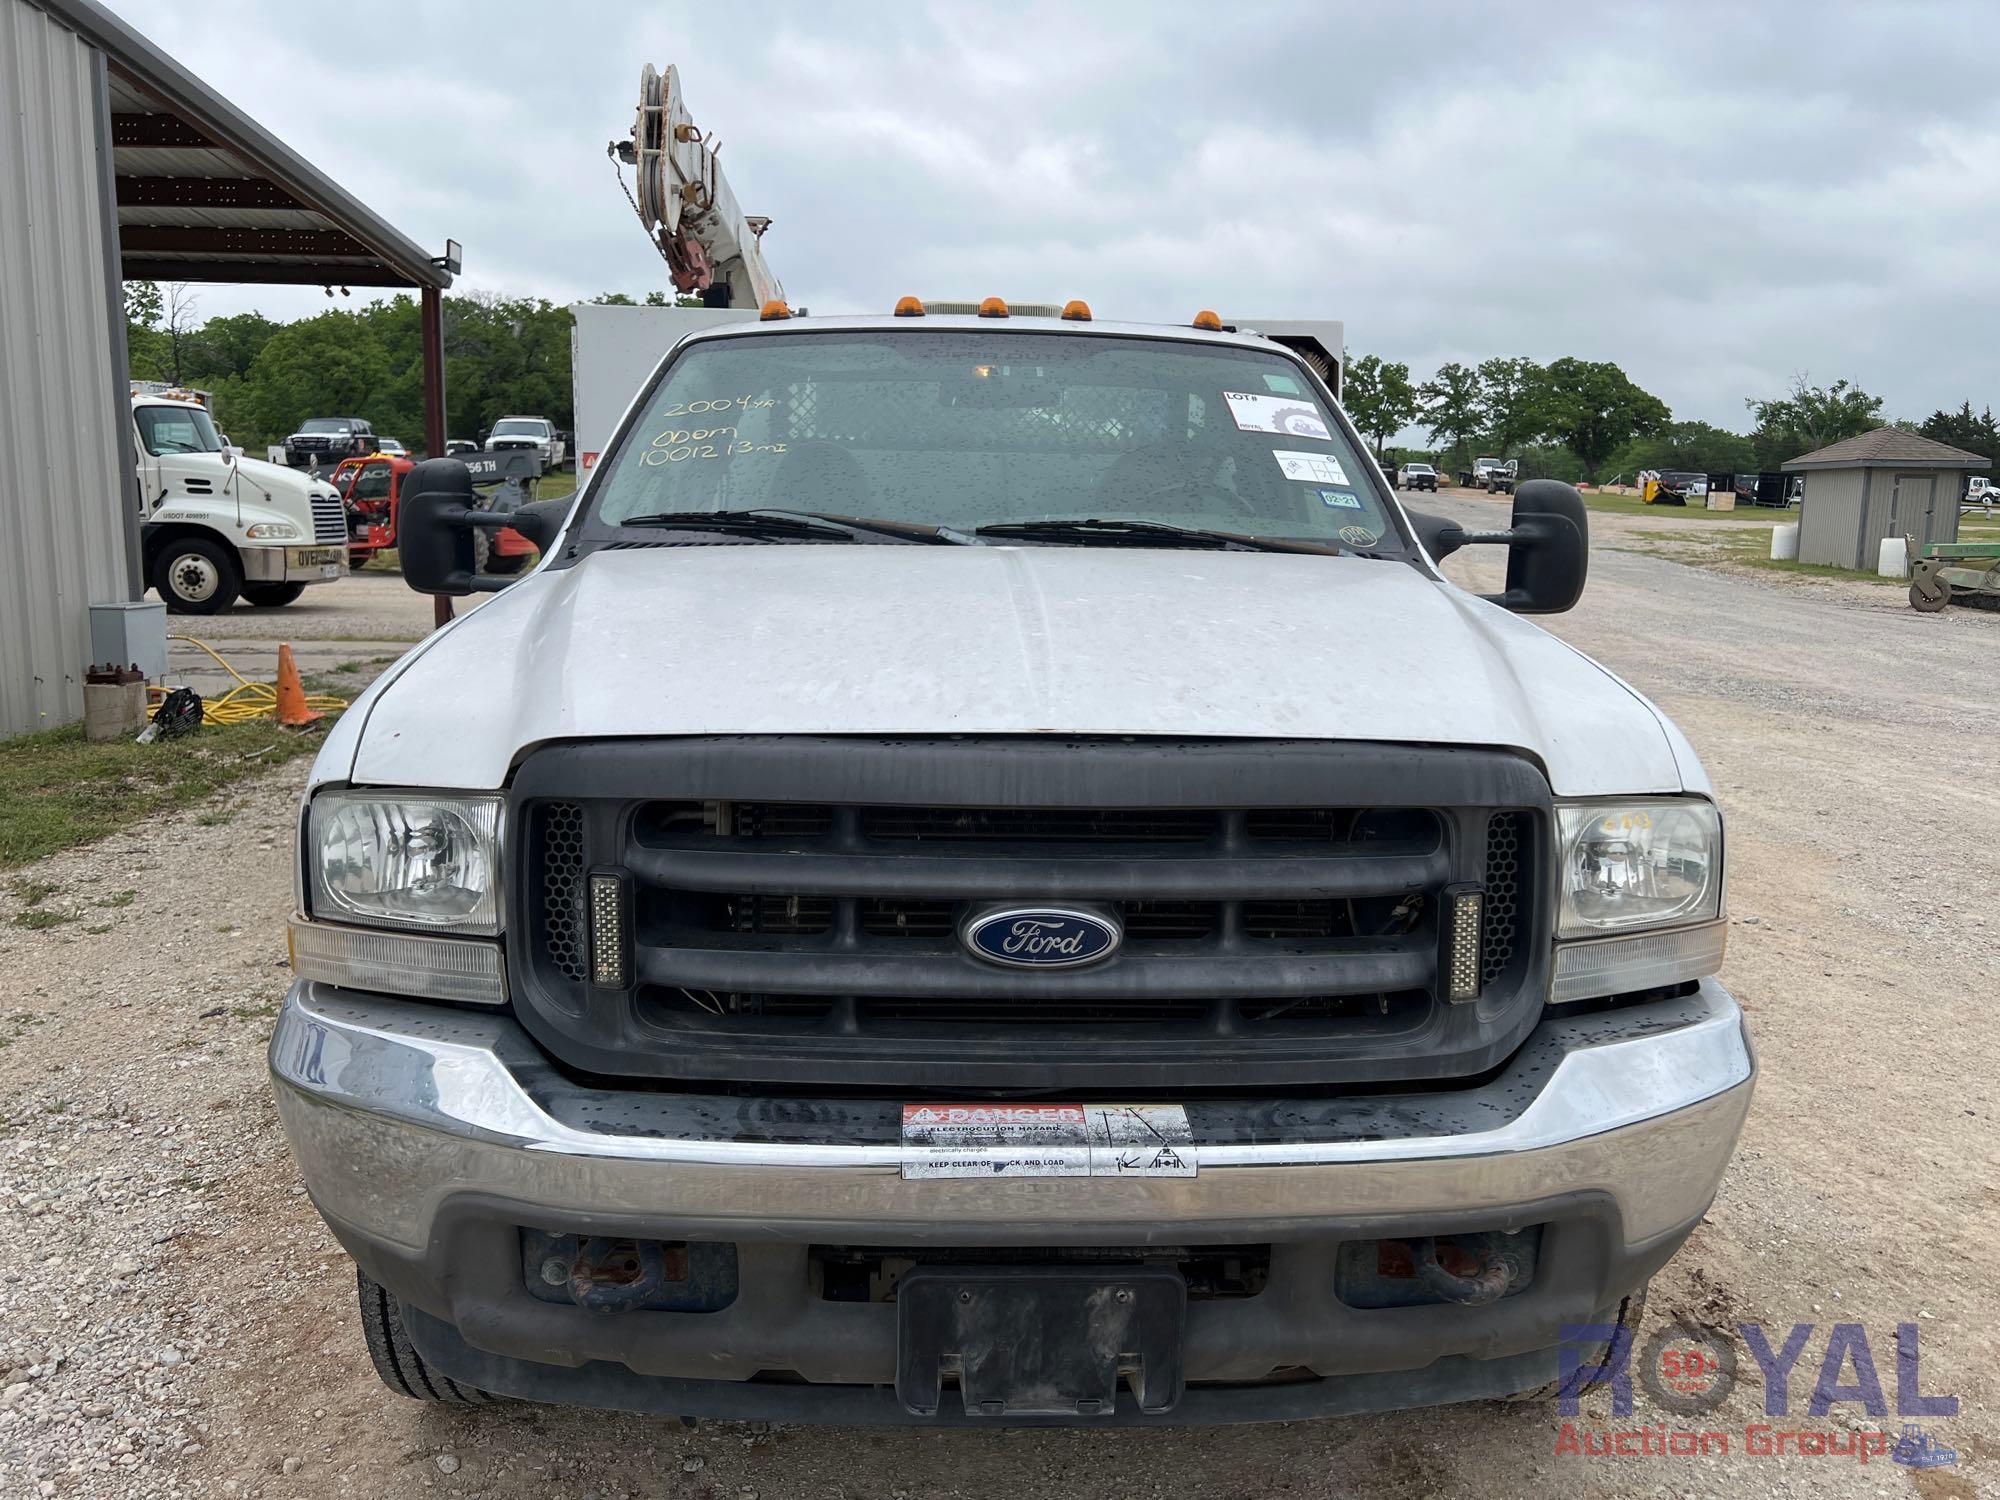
975,517,1344,555
764,509,975,544
615,509,969,544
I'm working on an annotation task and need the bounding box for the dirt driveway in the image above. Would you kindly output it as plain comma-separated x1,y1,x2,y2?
2,507,1995,1499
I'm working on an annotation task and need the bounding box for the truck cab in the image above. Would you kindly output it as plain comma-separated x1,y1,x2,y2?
133,390,348,613
271,308,1750,1425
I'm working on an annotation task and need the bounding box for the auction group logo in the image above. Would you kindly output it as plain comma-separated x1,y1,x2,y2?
1554,1319,1959,1470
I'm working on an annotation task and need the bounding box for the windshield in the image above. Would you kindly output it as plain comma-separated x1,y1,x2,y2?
586,331,1405,551
300,418,351,433
1405,464,1434,474
135,403,222,455
493,419,545,436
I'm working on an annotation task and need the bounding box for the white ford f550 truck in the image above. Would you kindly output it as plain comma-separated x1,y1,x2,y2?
134,389,348,612
270,306,1752,1425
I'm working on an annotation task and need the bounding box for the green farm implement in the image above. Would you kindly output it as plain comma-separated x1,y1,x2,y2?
1908,536,2000,613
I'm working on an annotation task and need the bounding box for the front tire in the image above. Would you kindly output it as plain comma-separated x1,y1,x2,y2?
356,1271,498,1405
242,582,306,608
1910,577,1951,612
152,536,241,615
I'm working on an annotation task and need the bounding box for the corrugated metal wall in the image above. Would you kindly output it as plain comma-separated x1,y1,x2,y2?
1800,466,1967,568
0,0,134,738
1864,469,1960,556
1797,469,1865,566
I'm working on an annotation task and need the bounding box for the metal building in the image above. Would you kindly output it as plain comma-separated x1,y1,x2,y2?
1785,428,1985,570
0,0,453,738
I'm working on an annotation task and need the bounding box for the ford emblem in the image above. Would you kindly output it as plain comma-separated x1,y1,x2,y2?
959,904,1123,969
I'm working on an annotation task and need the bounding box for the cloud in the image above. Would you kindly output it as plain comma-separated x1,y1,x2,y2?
104,0,2000,430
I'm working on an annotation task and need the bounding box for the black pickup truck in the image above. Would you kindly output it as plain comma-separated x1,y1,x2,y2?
285,416,375,471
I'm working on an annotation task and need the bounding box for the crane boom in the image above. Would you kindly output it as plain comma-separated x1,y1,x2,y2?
612,64,783,310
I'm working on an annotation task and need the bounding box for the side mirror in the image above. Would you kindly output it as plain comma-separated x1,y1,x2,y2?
399,460,573,595
1409,479,1589,614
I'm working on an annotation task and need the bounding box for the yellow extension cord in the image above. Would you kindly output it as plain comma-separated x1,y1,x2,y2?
152,635,350,726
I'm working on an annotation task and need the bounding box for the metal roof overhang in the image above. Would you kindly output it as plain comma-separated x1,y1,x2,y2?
37,0,451,290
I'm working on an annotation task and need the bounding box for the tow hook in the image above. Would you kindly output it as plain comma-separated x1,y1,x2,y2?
1405,1236,1520,1306
560,1236,672,1312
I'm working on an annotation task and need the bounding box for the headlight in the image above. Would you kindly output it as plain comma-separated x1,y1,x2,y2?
246,521,301,540
308,792,502,934
1556,799,1721,937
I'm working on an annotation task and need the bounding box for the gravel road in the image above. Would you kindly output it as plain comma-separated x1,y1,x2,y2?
3,499,1994,1499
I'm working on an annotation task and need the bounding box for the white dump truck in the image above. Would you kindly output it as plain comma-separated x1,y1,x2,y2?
133,386,348,612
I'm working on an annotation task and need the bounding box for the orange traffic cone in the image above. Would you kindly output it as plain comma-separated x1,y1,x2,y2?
274,644,321,726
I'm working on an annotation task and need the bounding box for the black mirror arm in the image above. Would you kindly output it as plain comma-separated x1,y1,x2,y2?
498,496,572,551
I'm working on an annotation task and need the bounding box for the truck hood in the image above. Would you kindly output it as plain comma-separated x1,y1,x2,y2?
335,546,1690,796
233,454,333,497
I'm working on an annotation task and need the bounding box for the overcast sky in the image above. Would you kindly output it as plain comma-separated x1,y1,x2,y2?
105,0,2000,433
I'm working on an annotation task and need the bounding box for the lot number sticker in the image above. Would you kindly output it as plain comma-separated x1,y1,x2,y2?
1272,449,1350,486
1224,391,1331,441
901,1103,1198,1179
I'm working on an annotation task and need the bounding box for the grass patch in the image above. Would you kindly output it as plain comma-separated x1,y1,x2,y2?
0,718,331,869
1957,515,2000,544
1622,526,1903,586
13,907,74,930
11,878,60,906
98,889,137,908
331,656,399,676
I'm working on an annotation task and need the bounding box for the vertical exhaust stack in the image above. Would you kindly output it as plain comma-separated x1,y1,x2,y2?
609,64,784,312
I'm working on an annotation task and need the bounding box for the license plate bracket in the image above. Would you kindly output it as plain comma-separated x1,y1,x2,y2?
896,1265,1185,1418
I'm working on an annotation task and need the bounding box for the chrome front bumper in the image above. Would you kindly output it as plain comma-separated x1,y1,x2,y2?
270,979,1752,1254
242,546,346,584
270,980,1751,1408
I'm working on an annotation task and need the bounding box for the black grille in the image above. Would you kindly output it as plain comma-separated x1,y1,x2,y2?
539,801,588,983
1483,811,1525,987
724,894,1388,943
510,738,1553,1092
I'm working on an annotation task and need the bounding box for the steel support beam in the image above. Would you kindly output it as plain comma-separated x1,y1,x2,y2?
115,176,305,210
116,259,416,287
120,225,367,258
108,111,217,148
422,284,454,628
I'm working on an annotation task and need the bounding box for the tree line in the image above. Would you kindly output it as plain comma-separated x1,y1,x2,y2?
122,284,694,453
1341,352,2000,485
124,282,1998,483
